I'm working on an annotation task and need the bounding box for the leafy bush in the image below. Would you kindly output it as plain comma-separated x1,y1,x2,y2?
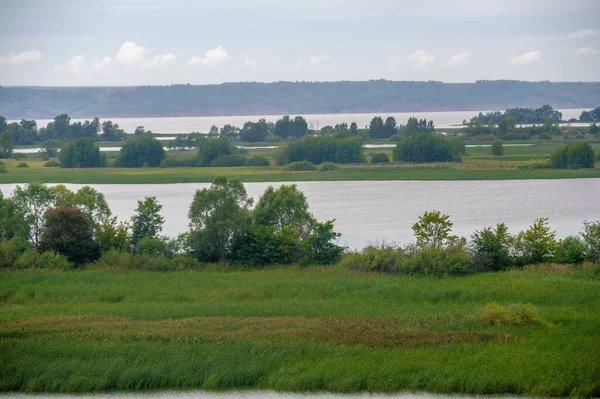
16,162,29,168
550,141,595,169
339,242,404,273
90,249,201,271
513,218,556,265
581,221,600,261
135,236,169,256
470,223,512,271
115,136,166,167
480,302,542,327
0,236,31,269
398,239,471,277
60,138,103,168
245,155,270,167
232,225,301,266
266,135,281,143
300,221,344,265
44,160,61,167
286,161,317,171
210,154,247,167
370,153,390,164
317,162,338,171
13,249,74,270
393,134,464,163
554,236,586,264
278,136,364,165
491,140,504,156
538,133,552,140
389,134,402,142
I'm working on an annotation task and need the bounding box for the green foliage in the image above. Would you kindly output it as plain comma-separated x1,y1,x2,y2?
95,216,130,253
554,236,586,264
130,196,165,247
90,249,201,271
473,105,562,124
245,155,270,167
370,153,389,164
16,162,29,168
300,220,344,265
253,184,314,235
13,249,73,270
0,191,29,241
39,207,100,265
274,115,308,139
339,242,404,273
389,133,402,142
393,134,462,163
581,221,600,261
196,137,236,167
240,118,269,142
232,225,301,266
59,138,103,168
514,218,556,265
0,130,14,158
210,154,247,167
412,210,458,249
12,182,56,247
279,136,364,165
57,186,111,224
0,236,31,268
188,177,253,262
470,223,512,271
0,161,6,173
404,117,435,136
43,160,60,167
579,106,600,122
398,239,471,277
481,302,542,327
116,136,166,167
550,141,595,169
369,116,398,139
491,140,504,156
317,162,338,171
285,161,317,171
135,236,169,256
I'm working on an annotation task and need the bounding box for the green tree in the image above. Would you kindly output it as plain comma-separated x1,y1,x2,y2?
240,119,269,142
550,142,595,169
590,123,599,136
470,223,512,271
349,122,358,135
393,134,455,163
220,124,239,140
41,139,61,158
581,220,600,261
0,191,29,242
300,220,344,265
58,186,111,226
498,119,509,137
130,196,165,247
102,120,127,141
96,216,130,252
253,185,315,236
0,131,14,158
368,116,384,138
515,217,556,264
188,176,253,262
134,126,152,136
412,210,457,249
116,136,166,167
11,182,57,247
383,117,398,138
491,140,504,156
40,207,99,265
59,138,103,168
554,236,586,264
196,137,235,166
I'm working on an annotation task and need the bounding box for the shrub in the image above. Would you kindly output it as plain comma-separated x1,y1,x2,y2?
245,155,270,167
195,137,236,166
60,138,103,168
389,134,402,142
393,134,463,163
581,221,600,261
286,161,317,171
13,249,74,270
398,239,471,277
513,218,556,265
481,302,542,327
90,249,202,271
115,136,166,167
44,160,61,167
550,141,595,169
231,225,301,266
370,153,390,164
0,236,31,269
317,162,338,171
554,236,586,264
135,236,170,256
491,140,504,156
539,133,553,140
470,223,512,271
16,162,29,168
339,242,404,273
210,154,247,167
278,136,364,165
265,135,281,143
300,221,344,265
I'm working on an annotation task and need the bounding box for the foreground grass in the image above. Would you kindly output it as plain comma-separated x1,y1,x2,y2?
1,266,599,396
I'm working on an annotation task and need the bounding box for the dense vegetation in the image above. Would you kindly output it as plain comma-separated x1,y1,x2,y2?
277,136,364,165
393,134,465,163
115,136,166,168
59,138,104,168
579,106,600,122
549,141,596,169
470,105,563,124
2,81,600,119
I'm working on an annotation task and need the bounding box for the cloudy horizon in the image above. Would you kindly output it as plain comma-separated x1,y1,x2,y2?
1,0,599,86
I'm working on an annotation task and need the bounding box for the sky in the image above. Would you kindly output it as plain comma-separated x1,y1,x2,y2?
0,0,599,86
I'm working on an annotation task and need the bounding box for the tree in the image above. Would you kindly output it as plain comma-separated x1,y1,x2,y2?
491,140,504,156
220,124,239,140
188,176,253,262
96,216,130,252
41,139,61,158
349,122,358,135
300,220,344,265
470,223,512,271
498,119,509,137
0,191,29,242
393,134,456,163
58,186,112,225
253,185,315,236
130,196,165,247
412,210,457,249
0,131,14,158
515,217,556,264
11,182,57,247
39,207,99,265
196,137,235,167
240,119,269,142
134,126,152,136
581,220,600,261
550,142,595,169
590,123,599,136
368,116,384,138
383,117,398,138
102,120,127,141
59,138,103,168
116,136,166,167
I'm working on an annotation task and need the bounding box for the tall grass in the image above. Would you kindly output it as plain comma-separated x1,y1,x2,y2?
1,266,599,396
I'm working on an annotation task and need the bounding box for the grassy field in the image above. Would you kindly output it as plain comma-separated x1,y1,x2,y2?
2,143,599,184
0,266,599,395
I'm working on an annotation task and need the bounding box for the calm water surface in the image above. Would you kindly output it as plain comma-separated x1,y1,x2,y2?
1,180,598,249
10,108,587,134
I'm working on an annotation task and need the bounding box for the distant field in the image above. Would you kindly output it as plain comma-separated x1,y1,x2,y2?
1,266,599,395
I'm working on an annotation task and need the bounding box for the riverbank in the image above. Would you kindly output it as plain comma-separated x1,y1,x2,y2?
1,266,599,396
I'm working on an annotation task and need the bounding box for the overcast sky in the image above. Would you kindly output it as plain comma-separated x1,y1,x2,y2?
1,0,599,86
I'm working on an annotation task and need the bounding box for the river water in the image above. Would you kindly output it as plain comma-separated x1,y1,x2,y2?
8,108,587,134
1,180,598,249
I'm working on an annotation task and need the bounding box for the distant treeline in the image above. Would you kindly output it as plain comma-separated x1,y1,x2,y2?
2,80,600,119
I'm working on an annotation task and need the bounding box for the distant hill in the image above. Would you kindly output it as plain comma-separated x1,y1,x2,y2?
1,80,599,119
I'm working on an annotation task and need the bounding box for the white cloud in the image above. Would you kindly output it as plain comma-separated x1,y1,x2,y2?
444,51,470,67
574,47,597,56
567,29,598,39
0,49,42,66
54,55,85,74
408,50,435,68
308,55,329,65
509,50,542,66
186,46,230,67
243,57,258,67
143,53,177,69
116,41,146,66
92,56,113,70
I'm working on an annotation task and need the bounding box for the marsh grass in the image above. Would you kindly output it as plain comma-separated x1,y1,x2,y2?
0,267,599,396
